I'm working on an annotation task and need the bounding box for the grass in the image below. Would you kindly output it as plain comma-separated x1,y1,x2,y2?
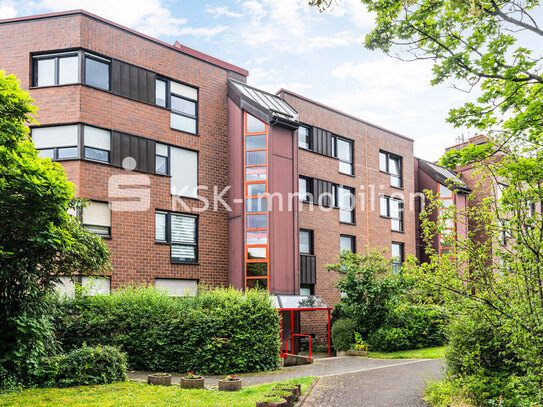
0,377,314,407
367,346,446,359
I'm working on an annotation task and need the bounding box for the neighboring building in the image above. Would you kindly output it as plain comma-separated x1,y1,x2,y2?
414,158,471,264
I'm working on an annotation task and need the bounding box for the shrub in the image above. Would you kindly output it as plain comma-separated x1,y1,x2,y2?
331,318,357,352
54,286,280,375
368,305,448,352
39,345,127,387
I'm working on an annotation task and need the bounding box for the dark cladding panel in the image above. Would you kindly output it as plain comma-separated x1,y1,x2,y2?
146,70,156,105
110,60,121,95
111,131,122,167
138,68,147,104
300,255,316,285
146,138,156,172
129,64,139,100
110,131,155,173
311,126,333,157
313,178,333,207
120,61,130,97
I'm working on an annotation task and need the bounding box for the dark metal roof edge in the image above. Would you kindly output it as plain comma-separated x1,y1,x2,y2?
227,81,270,124
418,159,472,194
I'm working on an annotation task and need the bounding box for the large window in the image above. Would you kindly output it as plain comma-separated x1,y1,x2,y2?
340,235,355,252
33,51,110,90
380,195,403,232
337,185,355,224
82,201,111,237
155,211,198,263
379,150,402,188
155,143,198,198
156,78,198,134
32,124,111,163
337,137,354,175
391,242,404,273
300,229,313,254
298,126,311,149
85,53,110,90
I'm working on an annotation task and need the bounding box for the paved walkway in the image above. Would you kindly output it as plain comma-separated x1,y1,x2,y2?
128,357,442,397
301,358,443,406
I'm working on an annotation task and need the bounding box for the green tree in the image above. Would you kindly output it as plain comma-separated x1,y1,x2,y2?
0,71,110,382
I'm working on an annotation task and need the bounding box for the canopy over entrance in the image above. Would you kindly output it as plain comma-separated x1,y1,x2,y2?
272,295,332,359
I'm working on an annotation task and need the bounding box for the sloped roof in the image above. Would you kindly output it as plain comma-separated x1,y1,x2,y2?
228,79,299,128
418,159,472,194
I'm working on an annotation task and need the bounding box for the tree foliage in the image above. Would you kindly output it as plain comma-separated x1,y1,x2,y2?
0,71,110,381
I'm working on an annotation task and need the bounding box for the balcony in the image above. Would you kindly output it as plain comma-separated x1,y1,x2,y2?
300,254,316,285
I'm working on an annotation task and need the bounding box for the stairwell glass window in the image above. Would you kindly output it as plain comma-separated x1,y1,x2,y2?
32,125,79,160
33,52,79,87
380,195,404,232
82,201,111,237
379,151,402,188
391,242,404,273
337,138,354,175
169,81,198,134
155,211,198,263
300,229,313,254
83,125,110,162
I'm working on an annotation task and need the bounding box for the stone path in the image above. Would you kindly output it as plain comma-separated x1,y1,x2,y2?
301,358,443,406
128,356,442,399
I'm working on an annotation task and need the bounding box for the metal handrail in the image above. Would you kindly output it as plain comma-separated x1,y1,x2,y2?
283,334,312,362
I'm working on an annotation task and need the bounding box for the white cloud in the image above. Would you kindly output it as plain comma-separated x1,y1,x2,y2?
322,0,376,29
205,5,243,18
25,0,226,38
0,5,17,19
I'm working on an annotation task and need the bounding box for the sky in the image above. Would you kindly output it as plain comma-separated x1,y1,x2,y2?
0,0,509,160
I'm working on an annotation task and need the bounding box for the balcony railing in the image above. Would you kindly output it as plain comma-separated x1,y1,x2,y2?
300,254,316,285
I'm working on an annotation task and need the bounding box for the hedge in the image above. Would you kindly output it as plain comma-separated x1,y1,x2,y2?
53,286,281,375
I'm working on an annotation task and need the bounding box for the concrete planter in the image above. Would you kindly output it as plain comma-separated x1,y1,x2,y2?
147,373,171,386
267,393,293,407
180,376,205,389
255,400,287,407
219,378,242,391
346,350,369,357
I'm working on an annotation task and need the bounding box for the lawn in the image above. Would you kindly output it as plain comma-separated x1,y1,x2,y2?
0,377,315,407
367,346,446,359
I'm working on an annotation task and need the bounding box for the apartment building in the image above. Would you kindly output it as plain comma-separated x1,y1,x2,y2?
1,10,419,351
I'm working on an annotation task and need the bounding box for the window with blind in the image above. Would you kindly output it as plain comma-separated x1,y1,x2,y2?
379,150,402,188
337,186,355,224
155,211,198,263
391,242,404,273
82,201,111,237
336,137,353,175
299,229,313,254
340,235,355,252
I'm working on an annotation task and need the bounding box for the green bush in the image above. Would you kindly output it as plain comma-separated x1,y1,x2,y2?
54,286,281,375
367,305,448,352
331,318,357,352
38,345,127,387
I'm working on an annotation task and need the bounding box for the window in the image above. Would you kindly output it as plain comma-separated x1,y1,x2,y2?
155,143,169,174
85,53,110,90
155,211,198,263
32,125,79,159
298,126,310,149
32,124,111,163
33,52,79,87
155,279,197,296
299,176,312,202
379,151,402,188
380,195,403,232
337,186,355,224
84,125,110,162
81,277,111,296
340,235,355,252
300,285,314,295
391,242,404,273
169,81,198,134
169,146,198,198
496,182,508,201
337,138,353,175
82,201,111,237
300,229,313,254
155,79,167,107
